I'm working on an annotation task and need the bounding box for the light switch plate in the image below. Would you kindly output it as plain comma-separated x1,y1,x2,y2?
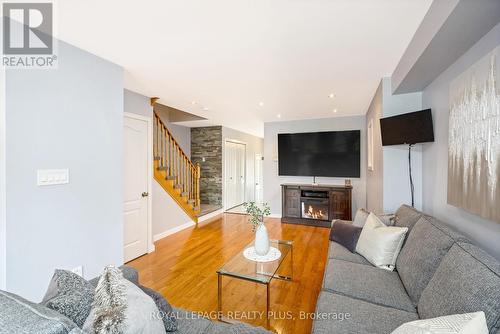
37,169,69,186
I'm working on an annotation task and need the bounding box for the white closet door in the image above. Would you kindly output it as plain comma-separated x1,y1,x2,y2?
237,143,245,205
225,141,246,209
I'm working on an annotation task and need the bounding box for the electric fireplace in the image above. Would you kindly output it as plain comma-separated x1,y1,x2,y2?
281,184,352,228
300,190,330,221
301,199,329,220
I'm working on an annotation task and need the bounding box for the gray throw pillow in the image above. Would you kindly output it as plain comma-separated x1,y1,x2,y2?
139,285,177,332
329,221,362,252
42,269,95,328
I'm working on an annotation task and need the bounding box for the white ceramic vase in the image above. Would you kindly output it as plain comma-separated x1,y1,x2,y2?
254,223,270,256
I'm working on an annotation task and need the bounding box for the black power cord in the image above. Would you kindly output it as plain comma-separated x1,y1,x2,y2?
408,144,415,207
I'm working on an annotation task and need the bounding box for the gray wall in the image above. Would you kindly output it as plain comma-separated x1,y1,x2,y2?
127,91,191,155
222,127,264,207
365,82,384,213
421,22,500,259
124,89,191,238
6,41,124,301
381,77,423,213
263,116,366,217
191,127,223,206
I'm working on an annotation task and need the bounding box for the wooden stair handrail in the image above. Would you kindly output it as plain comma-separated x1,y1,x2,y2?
153,110,201,221
154,112,196,171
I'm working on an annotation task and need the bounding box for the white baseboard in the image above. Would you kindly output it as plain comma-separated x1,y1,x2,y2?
268,213,282,219
198,208,224,223
153,221,196,242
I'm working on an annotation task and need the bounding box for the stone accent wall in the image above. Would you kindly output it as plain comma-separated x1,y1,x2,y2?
191,126,222,205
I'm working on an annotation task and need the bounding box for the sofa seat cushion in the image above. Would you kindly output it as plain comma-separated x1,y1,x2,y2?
173,309,212,334
394,205,422,231
418,242,500,333
322,259,415,312
312,291,418,334
328,241,371,265
396,216,467,305
173,309,272,334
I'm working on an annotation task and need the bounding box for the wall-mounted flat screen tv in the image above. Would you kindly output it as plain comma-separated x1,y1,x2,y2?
380,109,434,146
278,130,360,177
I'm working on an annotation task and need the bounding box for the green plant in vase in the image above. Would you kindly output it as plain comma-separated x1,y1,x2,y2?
243,202,271,255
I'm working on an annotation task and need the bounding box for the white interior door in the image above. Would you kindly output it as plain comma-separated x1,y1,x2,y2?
123,115,149,262
254,154,263,204
237,143,246,205
225,141,246,209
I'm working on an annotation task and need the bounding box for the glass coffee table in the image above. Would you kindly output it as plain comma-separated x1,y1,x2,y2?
216,239,293,328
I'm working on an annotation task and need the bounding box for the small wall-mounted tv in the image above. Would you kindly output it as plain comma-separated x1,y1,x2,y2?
380,109,434,146
278,130,360,178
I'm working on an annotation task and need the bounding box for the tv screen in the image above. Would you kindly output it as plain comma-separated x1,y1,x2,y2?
380,109,434,146
278,130,360,177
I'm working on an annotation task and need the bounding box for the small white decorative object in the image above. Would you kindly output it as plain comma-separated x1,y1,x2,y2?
243,246,282,262
254,224,270,255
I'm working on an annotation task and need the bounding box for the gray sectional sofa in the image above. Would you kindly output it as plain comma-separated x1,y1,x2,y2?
312,204,500,334
0,266,271,334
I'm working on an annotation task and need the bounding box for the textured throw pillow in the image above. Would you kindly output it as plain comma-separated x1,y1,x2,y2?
352,208,370,227
42,269,95,328
329,220,362,252
1,290,82,334
391,312,488,334
84,266,166,334
356,213,408,271
139,285,177,332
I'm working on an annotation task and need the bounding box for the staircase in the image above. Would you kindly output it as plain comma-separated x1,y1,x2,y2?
153,111,201,222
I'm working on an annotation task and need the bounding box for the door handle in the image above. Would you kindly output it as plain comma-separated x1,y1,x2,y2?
142,192,149,197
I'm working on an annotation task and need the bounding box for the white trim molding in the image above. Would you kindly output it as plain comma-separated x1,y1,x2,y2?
153,221,196,242
198,208,224,223
123,112,155,254
0,67,7,290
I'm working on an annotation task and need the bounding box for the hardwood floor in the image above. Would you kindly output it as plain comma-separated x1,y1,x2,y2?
127,213,330,334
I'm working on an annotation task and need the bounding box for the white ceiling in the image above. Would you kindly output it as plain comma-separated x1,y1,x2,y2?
56,0,433,137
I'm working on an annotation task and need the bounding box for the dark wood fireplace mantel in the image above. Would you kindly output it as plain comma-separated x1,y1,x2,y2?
281,183,352,228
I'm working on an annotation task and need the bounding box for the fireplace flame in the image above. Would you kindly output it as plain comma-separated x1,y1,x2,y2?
306,205,325,219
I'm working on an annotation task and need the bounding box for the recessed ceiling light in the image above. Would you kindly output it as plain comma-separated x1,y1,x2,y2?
277,114,281,118
329,93,335,99
259,102,264,107
203,107,210,111
333,109,338,113
191,101,197,105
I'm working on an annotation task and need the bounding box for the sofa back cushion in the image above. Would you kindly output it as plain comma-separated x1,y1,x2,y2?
396,216,466,304
0,289,80,334
394,205,422,231
418,242,500,333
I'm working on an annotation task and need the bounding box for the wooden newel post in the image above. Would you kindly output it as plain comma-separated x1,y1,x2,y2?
196,162,201,209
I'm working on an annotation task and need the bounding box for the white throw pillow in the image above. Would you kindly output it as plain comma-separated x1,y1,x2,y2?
352,208,396,227
352,208,370,227
355,213,408,270
391,312,488,334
